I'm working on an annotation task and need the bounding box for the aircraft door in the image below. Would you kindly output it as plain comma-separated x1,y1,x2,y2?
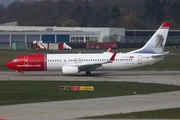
24,56,29,65
138,55,142,64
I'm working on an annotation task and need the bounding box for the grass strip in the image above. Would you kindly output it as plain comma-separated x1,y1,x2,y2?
0,81,180,105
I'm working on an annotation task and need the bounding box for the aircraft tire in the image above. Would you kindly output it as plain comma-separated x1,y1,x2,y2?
86,71,91,76
21,72,24,76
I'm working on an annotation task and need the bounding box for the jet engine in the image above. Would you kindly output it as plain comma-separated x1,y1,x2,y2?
62,65,79,74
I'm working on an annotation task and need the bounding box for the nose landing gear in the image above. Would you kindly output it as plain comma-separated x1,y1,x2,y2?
15,70,24,76
21,72,24,76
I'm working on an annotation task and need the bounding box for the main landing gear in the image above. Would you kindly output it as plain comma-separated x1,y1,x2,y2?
86,71,91,76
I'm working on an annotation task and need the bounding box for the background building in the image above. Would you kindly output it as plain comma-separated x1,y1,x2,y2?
0,24,180,49
0,26,125,48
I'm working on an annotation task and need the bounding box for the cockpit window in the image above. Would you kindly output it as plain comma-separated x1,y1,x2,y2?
13,59,18,62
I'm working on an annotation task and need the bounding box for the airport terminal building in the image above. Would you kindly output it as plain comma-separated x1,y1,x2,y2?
0,25,125,48
0,22,180,48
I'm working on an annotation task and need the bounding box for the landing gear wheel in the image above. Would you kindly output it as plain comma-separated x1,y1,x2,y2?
86,71,91,76
21,72,24,76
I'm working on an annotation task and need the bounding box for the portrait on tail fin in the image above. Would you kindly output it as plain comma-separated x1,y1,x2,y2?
152,34,164,53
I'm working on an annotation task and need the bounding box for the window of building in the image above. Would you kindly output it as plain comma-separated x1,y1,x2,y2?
71,36,84,43
85,36,98,43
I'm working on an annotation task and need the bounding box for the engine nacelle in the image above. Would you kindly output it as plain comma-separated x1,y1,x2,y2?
62,65,79,74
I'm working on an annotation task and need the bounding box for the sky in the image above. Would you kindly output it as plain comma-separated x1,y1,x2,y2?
0,0,19,6
0,0,41,7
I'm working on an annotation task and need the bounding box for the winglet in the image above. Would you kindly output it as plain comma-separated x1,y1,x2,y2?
107,52,117,63
107,47,112,52
103,47,112,54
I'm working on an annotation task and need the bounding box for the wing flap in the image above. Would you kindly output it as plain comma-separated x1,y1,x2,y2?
78,63,102,71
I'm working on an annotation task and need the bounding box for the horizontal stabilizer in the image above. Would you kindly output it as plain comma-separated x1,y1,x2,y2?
152,51,169,58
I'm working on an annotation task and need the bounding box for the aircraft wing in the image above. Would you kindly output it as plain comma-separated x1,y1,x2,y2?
151,51,169,58
78,52,117,71
78,63,103,71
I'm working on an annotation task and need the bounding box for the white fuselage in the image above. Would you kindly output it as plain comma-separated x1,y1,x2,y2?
46,53,163,71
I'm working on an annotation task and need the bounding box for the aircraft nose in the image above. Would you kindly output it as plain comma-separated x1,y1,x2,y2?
5,61,13,69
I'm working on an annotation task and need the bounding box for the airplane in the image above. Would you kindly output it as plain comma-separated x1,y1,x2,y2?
5,22,170,76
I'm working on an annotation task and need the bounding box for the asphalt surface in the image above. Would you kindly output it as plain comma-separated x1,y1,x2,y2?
0,71,180,85
0,71,180,120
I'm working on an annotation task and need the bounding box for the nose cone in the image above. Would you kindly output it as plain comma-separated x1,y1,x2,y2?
5,61,14,69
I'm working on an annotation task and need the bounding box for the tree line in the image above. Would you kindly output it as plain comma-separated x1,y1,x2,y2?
0,0,180,29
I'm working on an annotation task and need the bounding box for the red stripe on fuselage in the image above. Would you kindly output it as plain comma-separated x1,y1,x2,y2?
27,54,46,71
6,54,46,71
